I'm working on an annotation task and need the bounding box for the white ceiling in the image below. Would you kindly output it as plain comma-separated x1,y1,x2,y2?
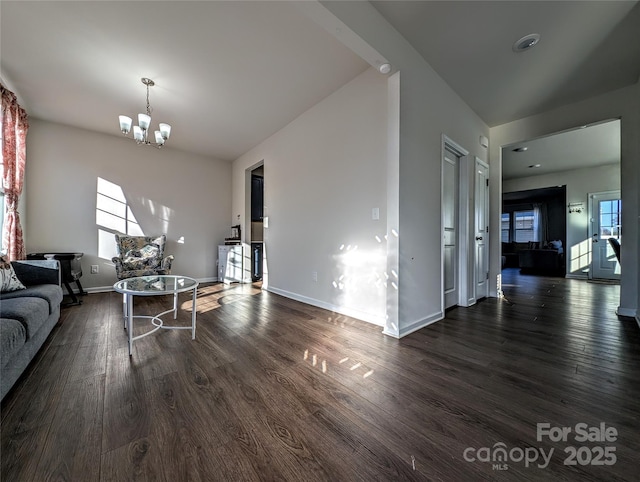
0,1,369,161
2,1,639,163
372,0,640,127
501,119,621,181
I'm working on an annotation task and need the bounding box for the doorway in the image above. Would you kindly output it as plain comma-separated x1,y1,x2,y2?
474,159,490,299
501,119,621,281
442,145,460,309
442,137,489,310
250,165,264,282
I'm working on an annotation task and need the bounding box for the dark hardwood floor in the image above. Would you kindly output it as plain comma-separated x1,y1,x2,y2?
2,269,639,481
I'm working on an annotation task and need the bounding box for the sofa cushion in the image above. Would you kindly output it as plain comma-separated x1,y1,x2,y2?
0,318,27,369
0,284,63,314
0,297,49,338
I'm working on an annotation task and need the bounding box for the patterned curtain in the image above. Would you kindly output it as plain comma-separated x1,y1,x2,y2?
1,84,28,260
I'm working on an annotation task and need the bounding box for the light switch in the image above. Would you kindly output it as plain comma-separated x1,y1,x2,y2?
372,208,379,220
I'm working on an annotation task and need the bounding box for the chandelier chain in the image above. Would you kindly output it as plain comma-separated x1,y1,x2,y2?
145,84,153,116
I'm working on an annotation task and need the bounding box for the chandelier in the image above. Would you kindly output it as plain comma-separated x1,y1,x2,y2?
118,78,171,148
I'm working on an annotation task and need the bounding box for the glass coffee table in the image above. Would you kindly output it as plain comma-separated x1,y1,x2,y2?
113,275,199,356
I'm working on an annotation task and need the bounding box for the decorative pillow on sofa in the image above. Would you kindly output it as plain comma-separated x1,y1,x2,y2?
548,240,563,254
0,256,26,292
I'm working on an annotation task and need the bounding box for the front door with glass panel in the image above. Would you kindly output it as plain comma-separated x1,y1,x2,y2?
590,191,621,280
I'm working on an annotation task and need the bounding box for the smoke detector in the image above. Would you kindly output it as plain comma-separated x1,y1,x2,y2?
378,63,392,74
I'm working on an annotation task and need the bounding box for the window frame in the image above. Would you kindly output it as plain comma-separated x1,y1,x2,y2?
514,209,535,243
501,212,510,243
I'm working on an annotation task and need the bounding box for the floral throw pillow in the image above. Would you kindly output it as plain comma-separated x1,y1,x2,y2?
0,256,26,292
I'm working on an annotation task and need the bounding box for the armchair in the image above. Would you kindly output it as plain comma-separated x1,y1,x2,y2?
607,237,621,263
112,234,174,280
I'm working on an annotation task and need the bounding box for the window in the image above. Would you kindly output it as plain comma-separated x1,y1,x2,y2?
501,213,510,242
514,210,535,242
599,199,621,239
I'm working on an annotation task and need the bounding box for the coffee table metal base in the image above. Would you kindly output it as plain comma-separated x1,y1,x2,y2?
114,276,199,356
123,291,197,355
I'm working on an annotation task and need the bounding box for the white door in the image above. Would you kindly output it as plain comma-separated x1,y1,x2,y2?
474,160,489,298
590,191,621,280
443,147,460,309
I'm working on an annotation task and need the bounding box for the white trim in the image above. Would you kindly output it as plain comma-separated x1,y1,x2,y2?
565,273,588,280
588,190,621,281
84,286,115,294
80,276,219,294
616,306,637,318
266,286,385,327
196,277,218,284
441,135,469,313
458,155,475,307
475,158,490,300
384,310,444,339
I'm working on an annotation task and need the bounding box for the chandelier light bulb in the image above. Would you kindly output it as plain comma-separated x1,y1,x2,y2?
119,115,132,134
159,123,171,140
138,113,151,131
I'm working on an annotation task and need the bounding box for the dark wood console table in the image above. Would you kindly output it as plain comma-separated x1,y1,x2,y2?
26,252,87,305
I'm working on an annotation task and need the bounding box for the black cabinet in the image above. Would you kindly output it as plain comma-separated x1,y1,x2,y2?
251,175,264,222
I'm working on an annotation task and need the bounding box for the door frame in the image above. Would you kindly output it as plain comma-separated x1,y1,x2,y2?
244,160,265,286
588,189,621,280
473,157,490,301
441,135,469,310
458,155,490,306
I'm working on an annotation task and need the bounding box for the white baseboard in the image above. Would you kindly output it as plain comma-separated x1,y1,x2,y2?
198,277,218,284
78,276,219,294
265,286,385,327
394,311,444,338
565,273,588,280
616,306,637,318
84,286,114,294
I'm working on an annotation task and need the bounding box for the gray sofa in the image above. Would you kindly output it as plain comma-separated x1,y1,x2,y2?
1,260,63,401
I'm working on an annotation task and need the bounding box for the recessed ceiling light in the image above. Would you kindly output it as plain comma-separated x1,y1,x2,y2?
528,164,541,169
513,147,528,152
513,33,540,52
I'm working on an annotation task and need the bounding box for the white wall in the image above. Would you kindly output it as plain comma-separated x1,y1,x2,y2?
232,68,389,325
25,120,231,290
490,81,640,318
503,163,621,277
320,2,490,336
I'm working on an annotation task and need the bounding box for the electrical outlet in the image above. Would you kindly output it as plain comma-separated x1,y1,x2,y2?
91,265,99,274
312,271,318,282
